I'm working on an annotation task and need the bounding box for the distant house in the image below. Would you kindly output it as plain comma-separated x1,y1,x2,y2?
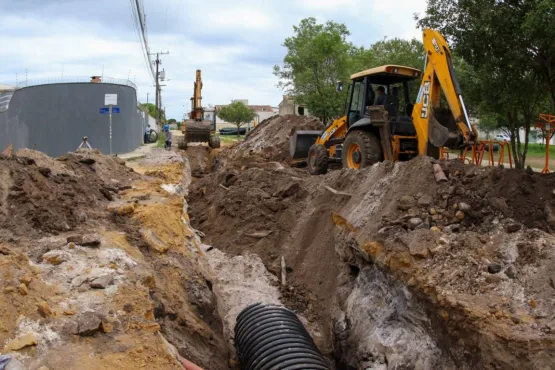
215,100,277,130
278,95,309,117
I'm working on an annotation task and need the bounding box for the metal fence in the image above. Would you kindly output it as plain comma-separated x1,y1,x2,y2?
14,76,137,90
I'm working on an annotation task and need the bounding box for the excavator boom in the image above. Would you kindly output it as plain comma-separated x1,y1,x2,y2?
412,29,477,156
189,69,204,120
179,70,220,149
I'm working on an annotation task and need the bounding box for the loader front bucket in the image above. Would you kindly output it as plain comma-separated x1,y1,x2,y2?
184,120,211,143
289,130,323,159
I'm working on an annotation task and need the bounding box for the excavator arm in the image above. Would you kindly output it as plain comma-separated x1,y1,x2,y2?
189,69,204,121
412,29,478,156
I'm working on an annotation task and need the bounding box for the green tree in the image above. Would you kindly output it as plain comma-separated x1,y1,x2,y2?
274,18,354,124
140,103,165,121
167,118,177,125
216,101,256,137
417,0,553,168
353,38,424,71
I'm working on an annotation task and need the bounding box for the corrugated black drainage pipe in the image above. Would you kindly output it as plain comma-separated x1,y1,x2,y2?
235,303,331,370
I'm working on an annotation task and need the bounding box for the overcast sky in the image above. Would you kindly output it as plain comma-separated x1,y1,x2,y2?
0,0,426,119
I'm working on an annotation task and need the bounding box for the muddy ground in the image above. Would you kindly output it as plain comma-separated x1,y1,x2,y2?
188,115,555,369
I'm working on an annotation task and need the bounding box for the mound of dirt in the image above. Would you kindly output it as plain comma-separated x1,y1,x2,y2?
0,151,137,237
237,115,324,162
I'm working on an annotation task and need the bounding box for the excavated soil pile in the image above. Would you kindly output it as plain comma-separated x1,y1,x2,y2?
188,120,555,369
237,114,324,163
0,149,137,237
0,148,227,370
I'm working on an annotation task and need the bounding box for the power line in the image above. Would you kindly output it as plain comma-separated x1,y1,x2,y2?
127,0,155,83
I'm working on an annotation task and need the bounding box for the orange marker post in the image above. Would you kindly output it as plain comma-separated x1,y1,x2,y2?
536,114,555,174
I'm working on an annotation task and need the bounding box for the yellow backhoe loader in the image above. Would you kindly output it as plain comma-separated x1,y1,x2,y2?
178,70,220,149
290,29,478,174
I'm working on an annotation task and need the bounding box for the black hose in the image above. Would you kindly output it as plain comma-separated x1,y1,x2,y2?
235,303,330,370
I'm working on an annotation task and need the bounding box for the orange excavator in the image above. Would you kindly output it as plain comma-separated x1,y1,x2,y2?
178,70,220,149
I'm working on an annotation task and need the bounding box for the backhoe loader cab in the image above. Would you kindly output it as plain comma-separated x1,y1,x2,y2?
292,65,423,174
292,29,477,175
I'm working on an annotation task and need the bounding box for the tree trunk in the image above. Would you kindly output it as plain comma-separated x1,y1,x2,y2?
236,123,241,138
508,109,524,169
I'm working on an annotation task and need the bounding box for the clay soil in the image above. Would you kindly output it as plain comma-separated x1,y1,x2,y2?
188,115,555,369
0,148,226,370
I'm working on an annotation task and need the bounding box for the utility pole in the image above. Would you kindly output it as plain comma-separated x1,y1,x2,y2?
149,51,169,128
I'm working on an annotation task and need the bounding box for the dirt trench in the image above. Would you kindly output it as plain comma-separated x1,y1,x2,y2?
186,120,555,370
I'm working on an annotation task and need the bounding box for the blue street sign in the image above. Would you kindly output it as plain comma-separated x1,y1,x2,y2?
99,107,120,114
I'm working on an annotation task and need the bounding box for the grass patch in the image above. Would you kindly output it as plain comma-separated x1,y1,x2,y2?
219,134,245,144
524,143,555,157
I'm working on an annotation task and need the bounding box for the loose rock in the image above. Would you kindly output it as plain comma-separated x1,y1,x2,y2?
90,275,114,289
455,210,465,221
79,158,96,165
4,333,38,351
77,312,102,336
19,275,32,286
41,250,68,265
506,223,522,233
71,275,88,288
505,265,518,279
81,234,101,247
37,302,53,317
408,218,424,230
38,167,52,177
444,224,460,233
67,235,83,244
458,202,471,212
18,283,28,296
398,195,415,210
417,195,433,207
416,222,430,230
488,264,502,274
107,201,136,215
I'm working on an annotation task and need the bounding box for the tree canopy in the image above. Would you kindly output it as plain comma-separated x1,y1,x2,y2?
140,103,165,121
216,101,256,136
273,17,354,124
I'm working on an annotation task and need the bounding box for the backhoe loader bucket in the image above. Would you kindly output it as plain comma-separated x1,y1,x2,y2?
289,130,323,159
183,120,211,143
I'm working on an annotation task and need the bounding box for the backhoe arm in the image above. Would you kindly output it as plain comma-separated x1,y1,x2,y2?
190,69,203,120
412,29,477,156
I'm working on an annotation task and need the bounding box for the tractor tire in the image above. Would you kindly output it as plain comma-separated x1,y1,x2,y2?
307,144,329,175
342,130,382,170
209,135,221,149
177,136,188,150
148,130,158,143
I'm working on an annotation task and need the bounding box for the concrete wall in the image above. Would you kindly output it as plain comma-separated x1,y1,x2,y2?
0,83,144,157
278,97,309,117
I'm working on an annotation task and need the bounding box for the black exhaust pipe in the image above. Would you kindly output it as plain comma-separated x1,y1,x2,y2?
235,303,330,370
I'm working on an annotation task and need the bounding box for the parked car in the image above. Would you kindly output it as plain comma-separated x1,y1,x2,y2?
219,127,247,135
495,134,510,142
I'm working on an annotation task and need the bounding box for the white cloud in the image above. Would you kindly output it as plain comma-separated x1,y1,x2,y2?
0,0,429,119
